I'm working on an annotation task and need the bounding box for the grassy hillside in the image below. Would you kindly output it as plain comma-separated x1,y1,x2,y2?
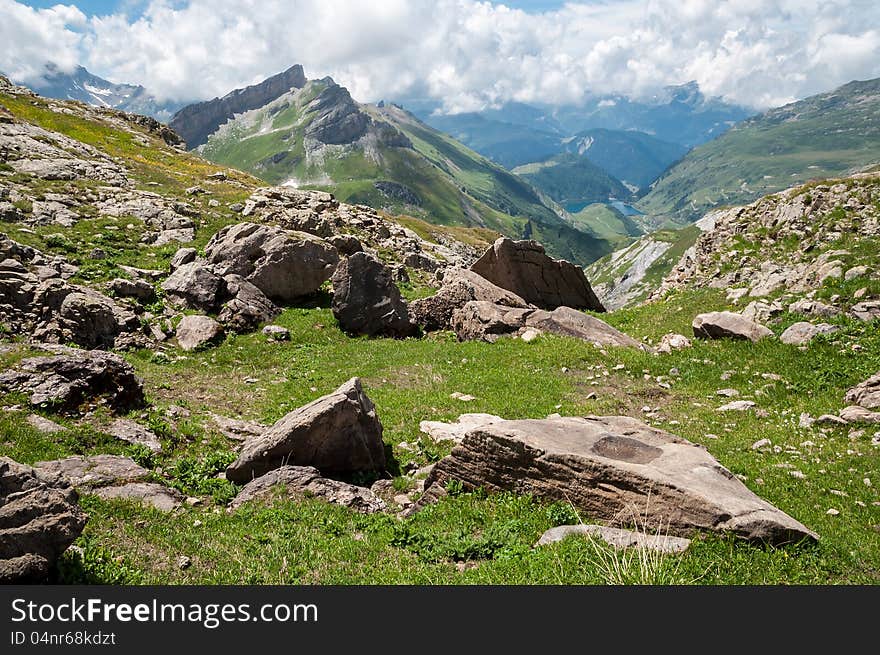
639,78,880,225
512,153,631,209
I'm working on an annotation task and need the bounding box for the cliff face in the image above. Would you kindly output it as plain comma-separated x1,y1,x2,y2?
169,65,307,148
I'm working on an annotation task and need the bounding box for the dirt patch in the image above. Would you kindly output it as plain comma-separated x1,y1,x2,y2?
566,372,674,415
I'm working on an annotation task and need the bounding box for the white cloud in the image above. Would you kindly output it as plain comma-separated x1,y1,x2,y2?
0,0,878,110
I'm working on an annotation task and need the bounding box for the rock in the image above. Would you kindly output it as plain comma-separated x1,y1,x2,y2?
409,267,529,332
470,237,604,311
451,301,643,349
169,247,197,271
717,400,756,412
209,413,267,441
0,349,146,413
416,416,817,543
177,555,192,570
108,418,162,452
0,457,87,583
693,311,773,342
815,414,847,426
33,455,150,489
751,438,772,451
226,377,386,483
204,222,338,302
161,262,224,312
328,234,363,256
175,315,225,351
716,389,739,397
851,300,880,322
262,325,290,341
656,333,692,354
789,299,841,318
780,322,839,345
844,265,870,281
845,373,880,409
419,413,505,443
839,406,880,424
228,466,386,513
535,524,691,553
218,274,279,333
26,414,65,433
92,482,183,512
520,328,541,342
108,277,156,303
331,252,416,337
740,300,784,324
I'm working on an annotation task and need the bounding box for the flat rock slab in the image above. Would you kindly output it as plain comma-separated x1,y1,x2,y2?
34,455,150,489
229,466,386,513
418,415,817,544
536,524,691,554
26,414,65,433
693,311,773,342
839,405,880,424
176,314,225,351
226,377,386,483
109,418,162,452
845,372,880,409
92,482,183,512
420,413,505,443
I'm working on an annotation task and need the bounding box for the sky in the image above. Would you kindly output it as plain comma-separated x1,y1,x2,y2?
2,0,879,111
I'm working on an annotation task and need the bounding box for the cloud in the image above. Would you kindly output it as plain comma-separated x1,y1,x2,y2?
1,0,879,110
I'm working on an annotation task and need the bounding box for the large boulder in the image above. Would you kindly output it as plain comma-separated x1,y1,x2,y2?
226,377,386,483
845,372,880,409
175,314,225,351
415,415,817,544
779,321,838,346
409,267,529,331
0,349,146,413
33,455,150,489
204,222,338,303
693,311,773,342
331,252,416,337
470,237,604,311
0,457,87,583
229,466,386,513
218,275,279,332
161,262,225,312
451,301,643,349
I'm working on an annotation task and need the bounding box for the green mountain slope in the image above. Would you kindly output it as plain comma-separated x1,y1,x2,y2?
512,153,631,209
196,75,611,265
639,78,880,225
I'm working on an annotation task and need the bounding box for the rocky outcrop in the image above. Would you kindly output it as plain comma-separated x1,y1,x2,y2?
229,466,386,513
471,237,604,311
845,372,880,409
692,311,773,342
409,267,529,332
0,349,146,413
451,301,644,348
415,415,817,544
0,457,87,583
170,65,308,148
226,377,386,483
331,252,416,337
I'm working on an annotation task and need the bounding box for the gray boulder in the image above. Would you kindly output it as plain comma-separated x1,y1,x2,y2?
0,349,146,413
845,372,880,409
416,415,817,544
108,277,156,303
34,455,150,489
536,524,691,553
331,252,416,337
217,275,279,333
693,311,773,342
779,321,838,345
92,483,183,512
169,247,197,271
108,418,162,452
229,466,386,513
226,377,386,483
470,237,604,311
851,300,880,322
175,314,225,351
0,457,87,583
161,262,224,312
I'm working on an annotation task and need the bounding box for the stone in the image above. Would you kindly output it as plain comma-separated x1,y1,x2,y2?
845,373,880,409
108,277,156,303
169,247,197,271
844,265,870,281
262,325,290,341
839,405,880,424
717,400,756,412
780,322,839,345
26,414,65,433
851,300,880,322
218,275,280,333
415,416,817,544
92,482,184,512
656,333,692,354
228,466,386,513
535,524,691,553
328,234,363,256
525,306,645,349
751,438,772,451
0,349,146,413
470,237,604,311
520,328,541,342
419,413,505,443
0,457,87,583
693,311,773,342
108,418,162,452
175,315,225,351
409,267,529,332
331,252,416,337
226,377,386,483
815,414,847,426
204,222,338,303
789,299,841,318
716,389,739,397
33,455,150,489
740,300,784,324
209,413,267,441
161,262,224,312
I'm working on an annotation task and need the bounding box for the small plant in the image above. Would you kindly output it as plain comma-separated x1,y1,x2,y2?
444,479,465,496
546,501,580,526
54,539,143,584
167,450,238,504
